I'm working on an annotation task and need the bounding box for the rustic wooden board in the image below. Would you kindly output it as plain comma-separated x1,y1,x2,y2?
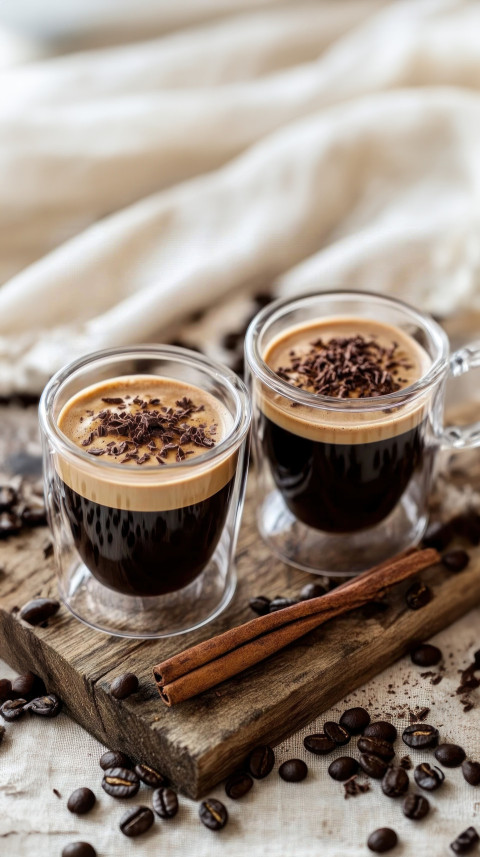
1,402,480,799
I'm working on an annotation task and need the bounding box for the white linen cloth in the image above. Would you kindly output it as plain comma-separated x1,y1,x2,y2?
1,0,480,394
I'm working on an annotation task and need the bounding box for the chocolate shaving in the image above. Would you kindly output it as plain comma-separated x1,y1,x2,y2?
101,397,124,405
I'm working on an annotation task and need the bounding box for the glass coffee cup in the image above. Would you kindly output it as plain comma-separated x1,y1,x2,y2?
39,345,251,638
245,290,480,576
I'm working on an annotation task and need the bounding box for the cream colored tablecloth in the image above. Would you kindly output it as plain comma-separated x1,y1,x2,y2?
1,610,479,857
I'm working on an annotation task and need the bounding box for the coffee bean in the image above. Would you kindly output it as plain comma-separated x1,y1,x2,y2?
199,798,228,830
381,766,409,797
303,733,336,755
11,672,44,700
410,644,442,667
363,721,397,743
99,750,131,770
0,485,17,511
21,505,47,528
278,759,308,782
153,786,179,818
300,582,327,600
0,511,21,538
268,597,296,613
414,762,445,791
0,678,12,702
134,763,166,788
367,827,398,853
402,723,439,750
67,788,96,815
0,698,26,721
406,581,432,610
474,649,480,669
423,520,453,550
110,673,139,700
119,806,154,837
450,826,479,854
102,767,139,798
442,550,470,573
225,772,253,799
249,596,270,616
357,736,395,762
0,724,5,745
435,743,466,768
25,693,61,717
339,707,370,735
462,760,480,786
19,597,60,626
453,510,480,545
328,757,358,781
359,753,389,779
403,792,430,820
324,722,351,746
247,744,275,779
61,843,96,857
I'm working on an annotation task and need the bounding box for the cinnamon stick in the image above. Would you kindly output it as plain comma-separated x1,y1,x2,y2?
153,548,439,706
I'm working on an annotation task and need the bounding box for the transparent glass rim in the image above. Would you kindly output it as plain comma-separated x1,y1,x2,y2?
245,289,450,412
39,344,251,473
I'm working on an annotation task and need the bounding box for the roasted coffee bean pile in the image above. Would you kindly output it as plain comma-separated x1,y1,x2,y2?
0,481,47,540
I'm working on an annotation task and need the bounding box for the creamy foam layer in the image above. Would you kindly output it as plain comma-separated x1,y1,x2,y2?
56,376,237,511
261,317,432,444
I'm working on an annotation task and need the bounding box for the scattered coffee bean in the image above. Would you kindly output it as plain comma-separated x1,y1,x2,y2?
102,767,139,798
381,766,409,797
400,755,413,770
67,788,96,815
225,772,253,799
25,693,61,718
410,644,442,667
423,520,453,550
435,743,466,768
414,762,445,791
403,792,430,820
0,698,26,721
119,806,154,837
328,757,358,781
99,750,131,770
442,550,470,573
21,505,47,528
199,798,228,830
62,843,96,857
357,736,395,762
278,759,308,782
0,485,16,511
268,597,296,613
11,672,43,699
406,581,432,610
450,826,479,854
344,775,371,797
303,733,336,755
359,753,389,779
134,763,166,788
363,721,397,743
300,582,327,600
402,723,439,750
0,512,21,538
19,597,60,626
462,760,480,786
247,745,275,779
367,827,398,853
249,596,270,616
110,673,139,700
339,707,370,734
324,721,351,746
153,786,179,817
0,678,12,702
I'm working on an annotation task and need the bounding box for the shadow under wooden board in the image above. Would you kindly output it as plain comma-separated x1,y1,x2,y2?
0,402,479,799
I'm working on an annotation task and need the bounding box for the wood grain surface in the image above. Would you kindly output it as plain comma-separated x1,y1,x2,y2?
0,402,479,798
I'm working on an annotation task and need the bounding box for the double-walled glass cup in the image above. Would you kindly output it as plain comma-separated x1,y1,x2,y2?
39,345,251,638
245,291,480,577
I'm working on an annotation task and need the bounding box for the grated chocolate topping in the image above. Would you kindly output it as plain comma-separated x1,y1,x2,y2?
275,334,413,398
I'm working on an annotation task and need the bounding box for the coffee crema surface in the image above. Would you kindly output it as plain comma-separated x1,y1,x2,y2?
55,376,236,595
259,318,432,533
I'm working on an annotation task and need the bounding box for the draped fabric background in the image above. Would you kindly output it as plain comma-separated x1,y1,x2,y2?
1,0,480,394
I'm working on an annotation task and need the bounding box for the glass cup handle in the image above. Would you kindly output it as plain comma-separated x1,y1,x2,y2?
442,341,480,449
